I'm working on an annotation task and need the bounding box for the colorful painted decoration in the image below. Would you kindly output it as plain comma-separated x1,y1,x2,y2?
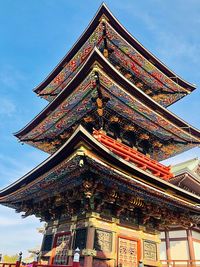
0,6,200,267
37,20,189,107
2,141,198,213
39,23,103,101
19,67,198,161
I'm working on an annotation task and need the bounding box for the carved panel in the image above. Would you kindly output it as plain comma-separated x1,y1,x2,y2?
143,241,157,261
53,233,71,265
94,229,112,252
118,237,138,267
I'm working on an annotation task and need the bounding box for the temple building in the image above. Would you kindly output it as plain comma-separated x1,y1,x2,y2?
0,4,200,267
161,158,200,263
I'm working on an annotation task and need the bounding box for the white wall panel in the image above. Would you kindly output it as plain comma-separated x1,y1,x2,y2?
192,231,200,240
194,241,200,259
160,241,167,260
170,240,189,260
169,230,187,238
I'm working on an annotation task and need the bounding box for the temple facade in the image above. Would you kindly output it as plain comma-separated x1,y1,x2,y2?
0,4,200,267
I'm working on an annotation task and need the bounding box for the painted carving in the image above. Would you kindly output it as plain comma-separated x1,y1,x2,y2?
94,229,112,252
143,241,157,261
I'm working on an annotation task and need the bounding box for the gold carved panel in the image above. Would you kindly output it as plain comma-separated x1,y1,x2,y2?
143,240,157,261
94,229,112,252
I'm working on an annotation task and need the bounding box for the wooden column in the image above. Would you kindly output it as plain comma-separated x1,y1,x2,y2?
165,231,171,260
187,229,195,261
83,226,95,267
68,228,76,266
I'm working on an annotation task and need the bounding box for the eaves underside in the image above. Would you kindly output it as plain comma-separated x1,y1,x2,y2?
1,126,200,209
34,3,195,96
15,48,200,143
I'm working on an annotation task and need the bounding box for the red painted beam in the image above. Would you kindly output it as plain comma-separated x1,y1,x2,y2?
93,129,173,180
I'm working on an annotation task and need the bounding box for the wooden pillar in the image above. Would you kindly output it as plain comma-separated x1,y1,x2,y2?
187,229,195,262
68,229,76,266
83,227,95,267
165,231,171,261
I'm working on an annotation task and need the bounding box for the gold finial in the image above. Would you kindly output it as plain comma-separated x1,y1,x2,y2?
99,15,109,23
92,65,100,73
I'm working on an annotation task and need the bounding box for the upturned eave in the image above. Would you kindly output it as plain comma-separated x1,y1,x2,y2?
15,48,200,144
1,126,200,211
34,3,196,98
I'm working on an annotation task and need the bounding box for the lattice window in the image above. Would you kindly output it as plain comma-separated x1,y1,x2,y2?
53,233,71,265
118,237,138,267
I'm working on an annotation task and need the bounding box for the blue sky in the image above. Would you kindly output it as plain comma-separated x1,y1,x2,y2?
0,0,200,258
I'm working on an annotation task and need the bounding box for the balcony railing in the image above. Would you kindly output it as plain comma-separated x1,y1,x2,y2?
93,129,173,180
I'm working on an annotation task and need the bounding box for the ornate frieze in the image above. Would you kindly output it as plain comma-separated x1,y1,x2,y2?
7,160,200,229
82,249,97,256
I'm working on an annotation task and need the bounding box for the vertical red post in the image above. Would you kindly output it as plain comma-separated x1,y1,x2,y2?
165,231,171,261
187,229,195,267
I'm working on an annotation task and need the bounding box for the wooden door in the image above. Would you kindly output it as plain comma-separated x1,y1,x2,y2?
118,237,139,267
51,232,71,265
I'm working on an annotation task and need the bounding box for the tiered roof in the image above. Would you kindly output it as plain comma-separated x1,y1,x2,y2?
1,126,200,227
34,4,195,105
1,4,200,227
170,158,200,196
15,48,200,161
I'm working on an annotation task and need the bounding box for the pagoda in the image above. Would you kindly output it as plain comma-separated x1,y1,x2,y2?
1,4,200,267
